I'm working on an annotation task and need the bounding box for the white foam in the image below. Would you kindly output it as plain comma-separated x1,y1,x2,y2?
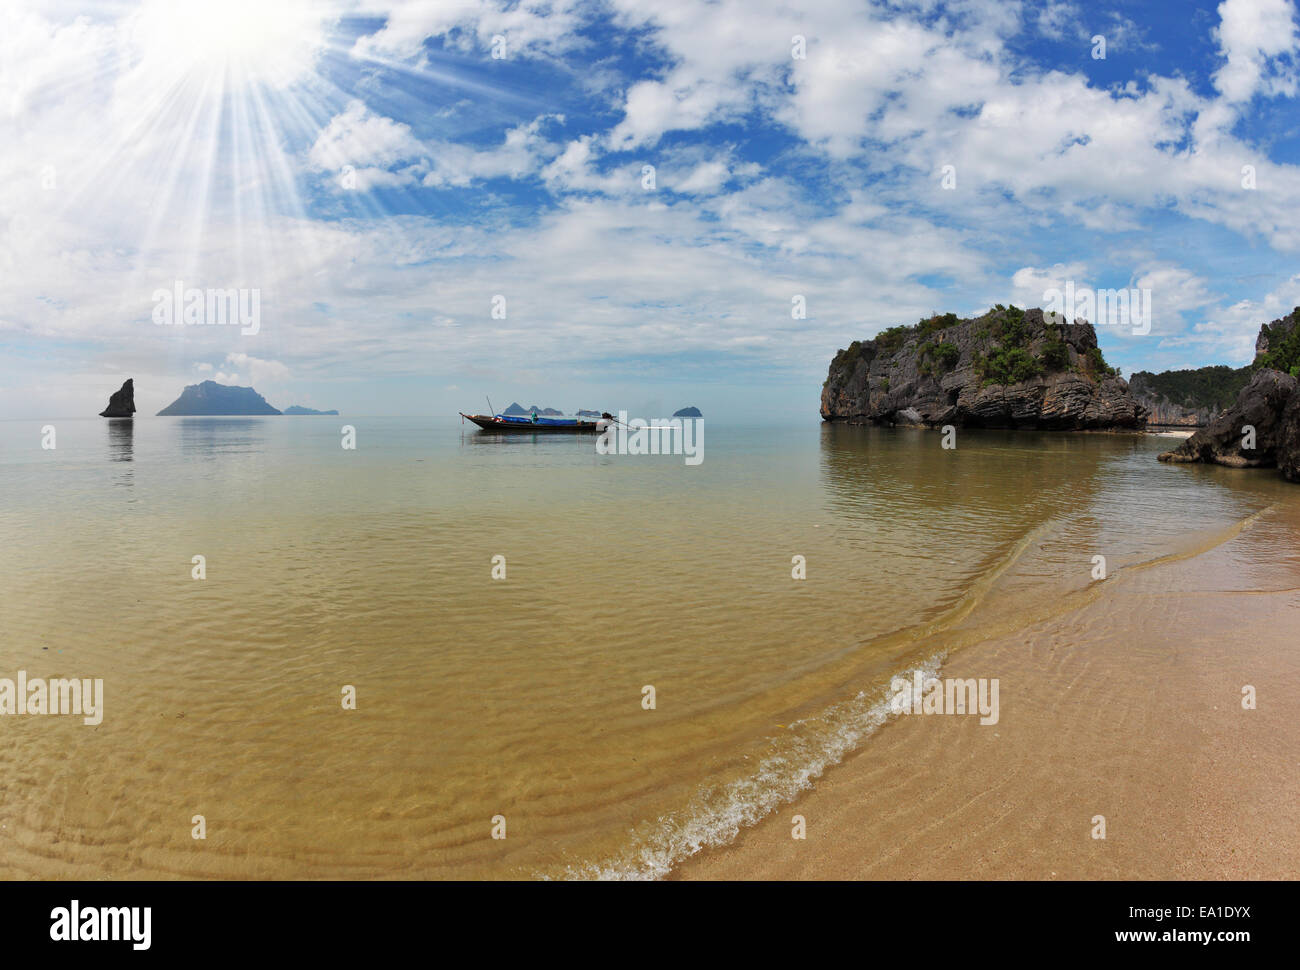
561,652,947,881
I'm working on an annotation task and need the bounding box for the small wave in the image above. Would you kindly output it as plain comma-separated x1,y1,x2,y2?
559,502,1276,881
1123,505,1270,572
561,653,945,881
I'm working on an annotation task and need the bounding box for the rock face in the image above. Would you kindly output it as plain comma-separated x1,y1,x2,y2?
156,380,280,415
1279,392,1300,482
1128,366,1251,427
1158,369,1300,473
1156,310,1300,483
821,307,1145,430
1131,397,1213,427
99,378,136,417
1256,311,1300,360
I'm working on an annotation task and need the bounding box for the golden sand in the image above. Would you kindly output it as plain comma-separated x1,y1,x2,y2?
676,502,1300,879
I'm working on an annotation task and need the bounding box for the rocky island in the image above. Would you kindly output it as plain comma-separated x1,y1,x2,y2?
821,306,1145,430
157,380,281,415
99,378,136,417
1159,310,1300,483
500,402,562,416
283,405,339,415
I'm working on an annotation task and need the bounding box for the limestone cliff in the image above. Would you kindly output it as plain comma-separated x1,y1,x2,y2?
821,307,1145,430
157,380,280,416
99,378,136,417
1158,369,1299,479
1128,366,1251,428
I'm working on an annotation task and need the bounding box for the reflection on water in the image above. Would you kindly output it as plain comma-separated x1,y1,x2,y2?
460,428,596,448
105,418,134,490
816,424,1110,577
175,417,274,457
105,418,134,461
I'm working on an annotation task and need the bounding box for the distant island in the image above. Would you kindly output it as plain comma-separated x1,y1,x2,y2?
1129,365,1252,427
99,378,136,417
673,406,702,418
157,380,280,415
822,306,1142,430
283,405,339,415
502,401,562,415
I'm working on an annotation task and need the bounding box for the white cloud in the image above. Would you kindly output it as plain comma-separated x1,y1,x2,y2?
349,0,588,62
308,100,561,190
225,353,289,386
421,115,560,187
1189,274,1300,362
1212,0,1299,103
673,160,732,195
7,0,1300,418
1036,1,1086,41
1010,263,1092,307
309,99,427,182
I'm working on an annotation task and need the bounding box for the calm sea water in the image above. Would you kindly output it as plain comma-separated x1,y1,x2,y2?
1,416,1295,878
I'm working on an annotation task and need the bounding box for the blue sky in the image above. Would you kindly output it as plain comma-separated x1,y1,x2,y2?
3,0,1300,419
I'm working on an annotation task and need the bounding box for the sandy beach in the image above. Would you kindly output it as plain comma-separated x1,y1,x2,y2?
677,498,1300,880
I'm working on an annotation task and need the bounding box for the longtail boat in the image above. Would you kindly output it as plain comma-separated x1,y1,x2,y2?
459,411,609,433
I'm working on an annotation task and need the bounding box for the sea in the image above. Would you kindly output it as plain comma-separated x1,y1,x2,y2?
1,416,1296,878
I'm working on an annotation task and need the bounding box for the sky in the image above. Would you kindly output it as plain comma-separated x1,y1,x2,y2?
2,0,1300,421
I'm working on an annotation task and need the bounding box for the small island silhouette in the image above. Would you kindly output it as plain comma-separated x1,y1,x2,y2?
157,380,280,415
99,378,136,417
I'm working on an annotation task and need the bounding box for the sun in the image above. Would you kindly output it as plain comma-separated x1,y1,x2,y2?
130,0,332,90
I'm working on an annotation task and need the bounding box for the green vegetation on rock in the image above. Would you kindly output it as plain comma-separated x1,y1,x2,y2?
1256,308,1300,377
977,346,1042,386
1085,345,1118,378
1041,328,1070,372
873,312,962,356
917,338,960,376
1130,364,1253,412
917,312,960,337
822,305,1144,430
831,340,867,371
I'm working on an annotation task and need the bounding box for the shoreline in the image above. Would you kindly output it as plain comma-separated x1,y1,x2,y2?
822,420,1200,439
675,500,1300,880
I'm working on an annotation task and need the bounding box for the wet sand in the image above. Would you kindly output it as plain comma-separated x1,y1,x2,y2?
676,502,1300,880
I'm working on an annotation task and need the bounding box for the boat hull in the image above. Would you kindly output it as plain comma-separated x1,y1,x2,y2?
460,413,601,434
